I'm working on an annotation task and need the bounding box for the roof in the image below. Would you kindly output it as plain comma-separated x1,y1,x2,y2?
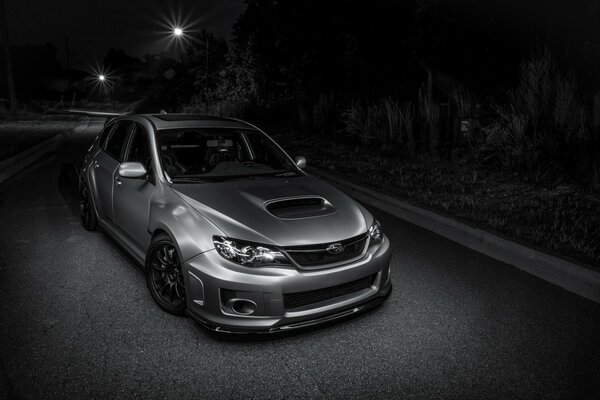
141,114,254,130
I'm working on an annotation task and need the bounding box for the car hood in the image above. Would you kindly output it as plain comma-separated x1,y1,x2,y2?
171,175,371,247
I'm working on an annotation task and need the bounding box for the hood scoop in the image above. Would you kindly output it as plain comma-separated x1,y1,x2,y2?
265,196,336,219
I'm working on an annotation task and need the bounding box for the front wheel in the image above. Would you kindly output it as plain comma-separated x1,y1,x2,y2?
146,234,186,315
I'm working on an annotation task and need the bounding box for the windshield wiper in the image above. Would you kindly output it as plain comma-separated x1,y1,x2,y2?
171,170,299,183
170,176,211,184
273,170,300,177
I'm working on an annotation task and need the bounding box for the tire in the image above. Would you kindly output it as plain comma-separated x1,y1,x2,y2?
146,234,186,315
79,183,98,231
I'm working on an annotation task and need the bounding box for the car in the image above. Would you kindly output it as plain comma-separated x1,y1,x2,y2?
78,114,392,333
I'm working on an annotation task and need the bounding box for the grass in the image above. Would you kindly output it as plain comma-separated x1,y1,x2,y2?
271,128,600,268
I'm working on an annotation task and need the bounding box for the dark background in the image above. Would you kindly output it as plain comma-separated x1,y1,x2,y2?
1,2,600,399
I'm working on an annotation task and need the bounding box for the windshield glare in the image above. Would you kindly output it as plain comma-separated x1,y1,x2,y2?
156,128,297,180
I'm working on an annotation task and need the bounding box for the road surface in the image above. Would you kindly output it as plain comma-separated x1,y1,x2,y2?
0,121,599,399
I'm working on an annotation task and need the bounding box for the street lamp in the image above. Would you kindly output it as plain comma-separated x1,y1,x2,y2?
92,71,116,110
168,24,208,112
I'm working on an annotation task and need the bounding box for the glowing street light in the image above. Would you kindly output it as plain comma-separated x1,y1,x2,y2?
173,27,183,37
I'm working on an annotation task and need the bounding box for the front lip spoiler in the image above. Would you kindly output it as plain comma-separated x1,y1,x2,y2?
185,283,392,334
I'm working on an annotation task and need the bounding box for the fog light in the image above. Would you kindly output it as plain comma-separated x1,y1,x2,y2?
225,298,257,315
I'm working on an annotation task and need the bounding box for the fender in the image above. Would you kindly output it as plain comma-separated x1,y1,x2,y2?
147,184,224,263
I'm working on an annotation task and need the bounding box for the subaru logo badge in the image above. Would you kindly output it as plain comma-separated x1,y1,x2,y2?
326,243,344,254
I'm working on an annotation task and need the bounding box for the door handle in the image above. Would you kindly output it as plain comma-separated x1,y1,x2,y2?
115,176,122,186
93,161,100,168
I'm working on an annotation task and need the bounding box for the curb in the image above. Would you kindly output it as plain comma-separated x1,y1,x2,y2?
307,167,600,304
0,133,64,185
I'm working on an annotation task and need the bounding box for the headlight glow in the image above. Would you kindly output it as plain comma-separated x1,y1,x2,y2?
369,220,383,245
213,236,289,266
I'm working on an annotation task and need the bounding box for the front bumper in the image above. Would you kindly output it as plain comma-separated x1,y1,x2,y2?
182,235,393,333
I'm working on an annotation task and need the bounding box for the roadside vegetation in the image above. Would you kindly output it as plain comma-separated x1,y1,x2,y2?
267,52,600,267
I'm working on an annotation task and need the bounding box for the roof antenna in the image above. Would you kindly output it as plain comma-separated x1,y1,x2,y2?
159,109,167,114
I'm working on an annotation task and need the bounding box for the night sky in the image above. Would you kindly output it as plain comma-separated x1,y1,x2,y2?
4,0,246,67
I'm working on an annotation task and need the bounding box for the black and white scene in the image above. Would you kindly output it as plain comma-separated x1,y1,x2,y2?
0,0,599,399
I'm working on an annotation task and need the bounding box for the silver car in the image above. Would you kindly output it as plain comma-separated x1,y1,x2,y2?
79,114,392,333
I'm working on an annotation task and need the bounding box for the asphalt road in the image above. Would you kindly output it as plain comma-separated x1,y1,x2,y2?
1,122,600,399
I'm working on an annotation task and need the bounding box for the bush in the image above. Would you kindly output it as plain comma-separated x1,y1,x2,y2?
483,106,530,169
342,98,410,149
482,50,600,184
312,93,338,135
340,70,473,157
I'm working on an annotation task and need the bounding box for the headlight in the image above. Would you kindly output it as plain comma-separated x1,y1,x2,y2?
213,236,289,266
369,220,383,246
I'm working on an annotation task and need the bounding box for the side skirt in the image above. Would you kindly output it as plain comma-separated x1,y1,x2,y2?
98,218,146,266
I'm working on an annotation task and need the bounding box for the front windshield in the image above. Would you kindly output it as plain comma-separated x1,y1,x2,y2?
156,128,299,181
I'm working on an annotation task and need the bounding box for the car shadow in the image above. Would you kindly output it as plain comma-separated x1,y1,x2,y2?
58,163,81,219
199,300,390,343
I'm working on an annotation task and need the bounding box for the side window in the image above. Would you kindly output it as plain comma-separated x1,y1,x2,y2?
97,122,115,149
104,121,133,160
125,124,151,169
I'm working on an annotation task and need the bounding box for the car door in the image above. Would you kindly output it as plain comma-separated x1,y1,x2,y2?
113,123,155,251
89,120,133,220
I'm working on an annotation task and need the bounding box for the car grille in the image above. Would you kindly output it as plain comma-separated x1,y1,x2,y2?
284,274,376,309
285,233,368,268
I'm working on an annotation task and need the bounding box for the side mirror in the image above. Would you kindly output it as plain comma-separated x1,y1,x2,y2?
294,155,307,169
119,162,147,179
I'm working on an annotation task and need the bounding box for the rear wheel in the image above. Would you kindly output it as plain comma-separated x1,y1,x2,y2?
79,184,97,231
146,234,186,315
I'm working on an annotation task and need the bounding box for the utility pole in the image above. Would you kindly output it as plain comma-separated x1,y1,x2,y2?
0,0,17,112
205,36,209,113
65,36,70,70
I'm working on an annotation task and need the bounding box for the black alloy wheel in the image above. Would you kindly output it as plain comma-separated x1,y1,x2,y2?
146,235,186,315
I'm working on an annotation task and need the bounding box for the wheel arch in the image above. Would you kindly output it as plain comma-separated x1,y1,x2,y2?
147,186,224,264
147,213,216,265
146,225,180,267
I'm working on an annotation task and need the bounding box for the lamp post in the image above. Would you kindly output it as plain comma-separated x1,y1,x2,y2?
96,73,116,110
171,27,209,113
204,36,208,113
0,0,17,112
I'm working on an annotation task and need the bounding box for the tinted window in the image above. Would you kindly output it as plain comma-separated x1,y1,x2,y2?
104,121,133,160
97,122,115,148
125,124,151,169
155,128,297,179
